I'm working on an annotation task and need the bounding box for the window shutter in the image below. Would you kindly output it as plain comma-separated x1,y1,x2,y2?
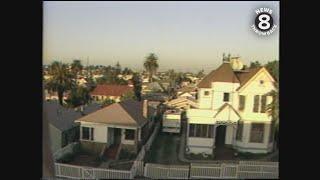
253,95,260,112
239,95,246,111
236,122,243,141
260,95,267,113
90,128,94,141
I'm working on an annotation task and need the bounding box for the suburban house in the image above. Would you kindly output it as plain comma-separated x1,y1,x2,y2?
142,82,164,94
164,97,199,110
90,84,134,102
162,108,182,134
177,86,197,98
75,100,157,157
186,57,277,155
44,90,70,103
44,101,101,153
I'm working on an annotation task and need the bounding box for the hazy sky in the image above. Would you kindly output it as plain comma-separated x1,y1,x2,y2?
43,1,279,72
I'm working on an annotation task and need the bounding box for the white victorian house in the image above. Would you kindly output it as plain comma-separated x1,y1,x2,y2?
186,57,277,155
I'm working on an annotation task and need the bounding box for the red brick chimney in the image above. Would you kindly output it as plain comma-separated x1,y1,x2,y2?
143,100,148,118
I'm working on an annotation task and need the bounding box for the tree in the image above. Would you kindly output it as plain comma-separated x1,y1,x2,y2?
102,98,116,107
71,60,83,78
120,91,137,101
115,61,121,75
65,86,91,108
196,69,205,78
132,73,142,101
264,60,279,81
122,67,133,75
47,61,74,105
250,61,262,68
143,53,159,82
266,83,279,147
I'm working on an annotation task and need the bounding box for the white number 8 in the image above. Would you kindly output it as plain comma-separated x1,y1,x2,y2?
258,14,271,30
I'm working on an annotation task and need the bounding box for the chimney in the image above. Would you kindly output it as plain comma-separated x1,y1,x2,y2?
143,100,148,118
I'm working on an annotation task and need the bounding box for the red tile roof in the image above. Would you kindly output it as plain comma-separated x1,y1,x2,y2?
91,84,133,96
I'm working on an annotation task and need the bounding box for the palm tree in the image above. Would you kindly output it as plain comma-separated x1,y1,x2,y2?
71,60,83,83
47,61,74,105
143,53,159,82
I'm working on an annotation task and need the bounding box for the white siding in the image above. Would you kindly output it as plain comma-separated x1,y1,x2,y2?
80,123,108,143
225,125,234,145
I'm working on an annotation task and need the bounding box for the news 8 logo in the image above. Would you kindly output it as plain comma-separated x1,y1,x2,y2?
251,8,277,36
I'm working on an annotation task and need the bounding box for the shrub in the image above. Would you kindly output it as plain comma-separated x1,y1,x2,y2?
56,153,75,163
119,149,136,160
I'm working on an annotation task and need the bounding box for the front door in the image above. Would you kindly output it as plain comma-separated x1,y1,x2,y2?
113,128,122,145
215,125,226,147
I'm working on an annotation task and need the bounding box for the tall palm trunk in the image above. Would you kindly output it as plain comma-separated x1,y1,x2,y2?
57,89,64,106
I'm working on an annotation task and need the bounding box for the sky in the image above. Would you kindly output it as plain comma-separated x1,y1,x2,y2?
43,1,279,72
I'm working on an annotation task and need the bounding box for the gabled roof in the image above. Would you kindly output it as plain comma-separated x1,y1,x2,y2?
91,84,133,96
44,101,81,131
234,67,263,90
213,103,241,120
44,102,102,131
177,86,196,93
75,100,148,127
197,63,240,88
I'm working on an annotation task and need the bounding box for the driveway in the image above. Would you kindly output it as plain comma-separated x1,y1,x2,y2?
145,132,187,165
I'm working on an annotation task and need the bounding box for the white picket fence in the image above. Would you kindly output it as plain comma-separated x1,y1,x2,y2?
54,122,278,179
189,161,278,179
144,163,189,179
55,160,278,179
55,163,133,179
237,161,279,179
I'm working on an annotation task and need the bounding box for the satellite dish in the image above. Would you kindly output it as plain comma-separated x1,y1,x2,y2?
230,57,244,71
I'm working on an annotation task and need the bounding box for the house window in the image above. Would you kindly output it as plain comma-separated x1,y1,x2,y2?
200,124,207,137
82,127,94,141
260,95,267,113
189,124,195,137
260,80,264,84
195,124,202,137
223,93,230,102
125,129,135,140
236,121,243,141
249,123,265,143
253,95,260,113
204,91,210,96
189,124,214,138
239,95,246,111
208,125,215,138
